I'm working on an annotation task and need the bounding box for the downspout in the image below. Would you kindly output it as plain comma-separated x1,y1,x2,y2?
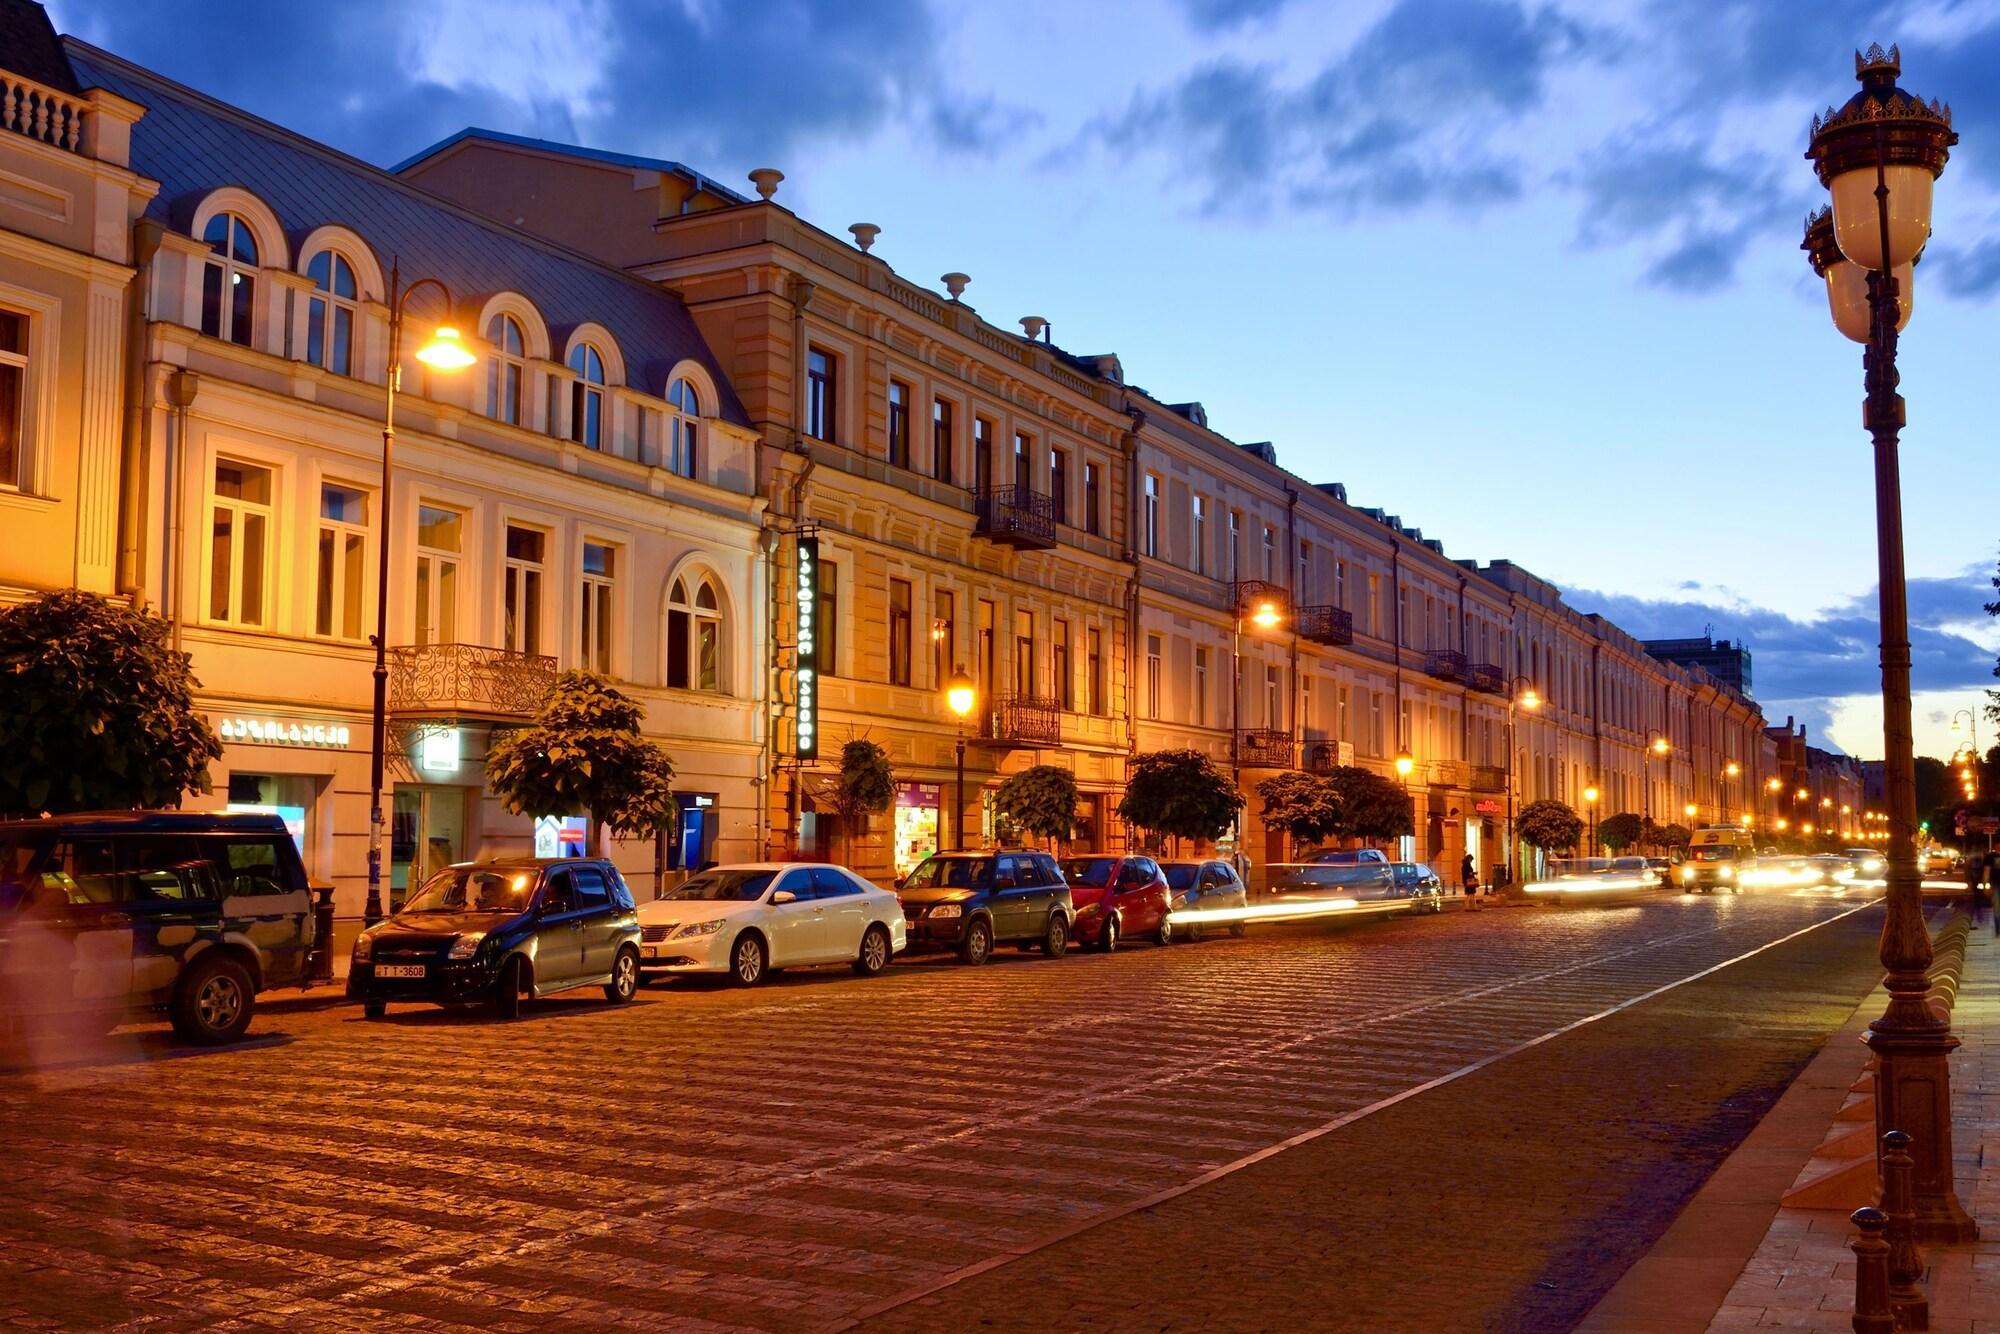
1120,404,1144,793
1284,485,1299,744
1456,573,1470,778
1390,538,1403,756
162,370,199,654
1591,641,1603,795
114,224,164,602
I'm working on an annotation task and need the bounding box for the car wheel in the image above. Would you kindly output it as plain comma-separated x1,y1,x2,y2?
170,951,255,1046
1099,914,1119,953
363,1001,387,1020
731,932,769,986
958,918,993,966
854,925,892,977
494,954,526,1020
1229,922,1248,938
1154,912,1173,947
1042,914,1069,958
604,946,640,1003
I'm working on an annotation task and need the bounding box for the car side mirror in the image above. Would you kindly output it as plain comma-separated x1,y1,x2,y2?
770,890,797,905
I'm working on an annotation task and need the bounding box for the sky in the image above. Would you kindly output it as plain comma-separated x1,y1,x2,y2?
50,0,2000,761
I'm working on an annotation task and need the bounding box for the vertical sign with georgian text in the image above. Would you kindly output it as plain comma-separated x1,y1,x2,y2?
795,535,818,760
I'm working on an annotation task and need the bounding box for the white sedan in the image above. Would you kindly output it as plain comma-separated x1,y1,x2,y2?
635,863,906,986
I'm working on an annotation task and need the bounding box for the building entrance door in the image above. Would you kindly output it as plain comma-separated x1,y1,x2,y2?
391,785,467,912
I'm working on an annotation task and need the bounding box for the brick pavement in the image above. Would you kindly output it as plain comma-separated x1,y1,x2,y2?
0,892,1881,1331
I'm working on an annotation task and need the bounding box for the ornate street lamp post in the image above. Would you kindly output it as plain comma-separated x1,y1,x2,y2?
1583,785,1600,851
364,264,476,926
945,669,975,850
1804,44,1972,1240
1505,677,1540,884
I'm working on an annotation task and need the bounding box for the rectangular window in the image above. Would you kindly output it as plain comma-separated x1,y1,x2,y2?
887,379,910,470
977,598,996,703
1335,557,1348,611
580,542,615,673
208,459,273,626
889,577,912,687
1054,618,1072,711
571,379,602,449
1265,665,1281,729
1146,633,1163,720
1228,511,1242,580
1193,646,1209,727
1302,674,1316,739
1338,684,1350,741
0,310,22,488
1083,460,1101,536
820,559,840,678
1368,573,1382,636
974,416,993,493
1013,608,1035,698
1050,447,1068,524
1370,692,1385,756
1262,526,1275,581
1191,495,1207,575
314,483,367,640
1013,431,1032,492
1297,539,1311,600
933,588,955,688
414,505,462,646
1088,627,1105,717
932,398,953,483
503,525,545,656
1143,475,1159,557
807,346,836,442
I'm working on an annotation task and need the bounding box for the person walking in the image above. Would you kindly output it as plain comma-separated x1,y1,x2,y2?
1462,852,1480,911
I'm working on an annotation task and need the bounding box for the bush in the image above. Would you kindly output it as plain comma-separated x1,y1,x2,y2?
1119,749,1240,845
1519,799,1583,852
486,671,677,853
994,764,1079,846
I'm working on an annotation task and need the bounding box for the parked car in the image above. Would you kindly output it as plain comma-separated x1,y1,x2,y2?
1389,861,1447,909
1060,854,1174,950
897,851,1072,965
1158,859,1250,940
0,811,315,1045
636,863,905,986
1307,848,1389,866
348,858,641,1019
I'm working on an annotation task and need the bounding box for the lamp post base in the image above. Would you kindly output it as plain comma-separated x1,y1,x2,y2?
1864,1025,1978,1241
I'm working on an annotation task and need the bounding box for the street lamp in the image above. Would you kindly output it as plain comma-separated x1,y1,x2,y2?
1720,759,1741,821
1683,802,1698,821
945,669,975,850
1504,676,1539,886
1643,731,1669,832
1394,749,1414,779
365,264,476,926
1804,43,1971,1239
1583,785,1599,851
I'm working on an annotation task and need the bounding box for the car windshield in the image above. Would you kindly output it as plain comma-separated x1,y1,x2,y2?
1061,858,1118,887
403,867,535,914
1611,857,1648,871
1691,846,1743,862
902,857,994,890
1159,863,1200,890
668,869,777,902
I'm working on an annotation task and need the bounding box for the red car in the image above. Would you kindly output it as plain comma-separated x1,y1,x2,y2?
1058,855,1173,950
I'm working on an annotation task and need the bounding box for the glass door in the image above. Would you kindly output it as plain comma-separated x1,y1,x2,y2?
391,785,468,912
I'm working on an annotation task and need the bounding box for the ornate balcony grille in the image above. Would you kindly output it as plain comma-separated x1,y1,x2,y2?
974,484,1056,549
1303,739,1356,775
1467,662,1504,694
1234,728,1295,769
1231,580,1292,621
1471,765,1507,793
986,694,1061,747
1297,605,1354,647
1424,649,1467,682
388,643,558,720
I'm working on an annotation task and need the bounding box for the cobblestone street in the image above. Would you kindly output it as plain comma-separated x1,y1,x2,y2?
1,894,1888,1331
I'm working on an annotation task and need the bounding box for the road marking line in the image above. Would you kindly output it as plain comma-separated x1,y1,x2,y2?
827,899,1880,1331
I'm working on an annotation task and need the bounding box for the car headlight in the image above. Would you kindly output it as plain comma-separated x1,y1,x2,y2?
673,919,727,938
1718,866,1734,880
927,903,961,920
1679,867,1694,881
447,934,484,961
352,932,373,961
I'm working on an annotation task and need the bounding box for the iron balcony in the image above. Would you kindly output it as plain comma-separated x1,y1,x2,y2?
974,484,1057,549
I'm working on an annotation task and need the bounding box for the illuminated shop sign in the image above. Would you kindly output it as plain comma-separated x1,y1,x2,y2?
216,716,351,748
795,534,818,760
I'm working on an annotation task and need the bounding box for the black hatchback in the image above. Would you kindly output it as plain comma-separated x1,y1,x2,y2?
348,858,642,1019
897,850,1073,964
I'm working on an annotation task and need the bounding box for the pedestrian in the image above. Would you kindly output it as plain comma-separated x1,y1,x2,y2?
1461,852,1480,910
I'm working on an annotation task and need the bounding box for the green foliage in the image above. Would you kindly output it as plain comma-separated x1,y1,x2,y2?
1596,811,1643,853
1323,765,1413,840
1519,799,1584,852
834,739,896,821
0,590,222,816
1654,821,1693,850
485,671,677,850
1118,749,1240,844
994,764,1079,844
1256,771,1345,846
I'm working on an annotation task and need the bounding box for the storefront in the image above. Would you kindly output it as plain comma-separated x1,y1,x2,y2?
893,782,940,879
208,709,359,891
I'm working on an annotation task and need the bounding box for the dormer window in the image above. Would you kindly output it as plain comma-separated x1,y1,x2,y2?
304,251,356,375
200,213,257,347
667,377,700,479
568,343,604,448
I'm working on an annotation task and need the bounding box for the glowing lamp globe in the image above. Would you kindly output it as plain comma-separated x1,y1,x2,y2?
415,325,477,371
1805,44,1954,273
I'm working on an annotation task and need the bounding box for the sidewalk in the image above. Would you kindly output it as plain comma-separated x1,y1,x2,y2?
1583,917,2000,1332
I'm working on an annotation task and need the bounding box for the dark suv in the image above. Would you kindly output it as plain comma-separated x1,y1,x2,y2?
897,851,1072,965
348,858,641,1019
0,811,314,1045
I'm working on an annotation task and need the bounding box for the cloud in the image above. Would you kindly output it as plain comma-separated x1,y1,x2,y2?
1928,236,2000,298
1177,0,1292,32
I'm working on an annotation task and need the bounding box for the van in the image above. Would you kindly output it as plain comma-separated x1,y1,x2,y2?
1679,826,1752,894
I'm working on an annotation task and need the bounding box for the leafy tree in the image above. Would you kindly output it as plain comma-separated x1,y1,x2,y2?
0,590,222,816
1597,811,1643,853
1654,821,1693,850
1119,749,1240,847
1519,799,1583,853
1256,771,1344,852
994,764,1079,847
1324,765,1413,841
486,671,676,854
833,739,896,864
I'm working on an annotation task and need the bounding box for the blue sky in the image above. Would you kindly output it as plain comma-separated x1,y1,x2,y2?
52,0,2000,760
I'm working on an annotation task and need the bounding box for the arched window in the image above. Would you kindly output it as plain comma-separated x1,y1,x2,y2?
485,314,526,425
200,213,258,346
569,343,604,448
304,251,357,375
666,574,724,692
667,377,700,478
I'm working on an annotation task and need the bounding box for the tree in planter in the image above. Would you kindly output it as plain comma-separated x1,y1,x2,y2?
1324,765,1414,842
833,739,896,866
994,764,1079,849
1118,749,1240,851
486,671,677,855
1519,799,1584,861
1597,811,1643,854
1256,771,1344,858
0,590,223,816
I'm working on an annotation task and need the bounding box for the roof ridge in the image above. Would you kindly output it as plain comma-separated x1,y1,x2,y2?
393,126,746,204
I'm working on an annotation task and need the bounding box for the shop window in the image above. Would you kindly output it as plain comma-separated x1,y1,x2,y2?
200,212,257,347
208,459,273,627
304,251,356,375
314,482,368,640
414,505,462,646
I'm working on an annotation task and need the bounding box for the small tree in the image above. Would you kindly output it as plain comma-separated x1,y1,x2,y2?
833,739,895,865
1119,749,1240,849
1325,765,1414,842
0,590,222,816
1519,799,1584,856
486,671,677,855
1256,771,1344,855
994,764,1079,848
1597,811,1643,853
1655,821,1693,851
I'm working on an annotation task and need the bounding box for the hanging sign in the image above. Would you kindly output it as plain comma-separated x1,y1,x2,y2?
795,535,819,760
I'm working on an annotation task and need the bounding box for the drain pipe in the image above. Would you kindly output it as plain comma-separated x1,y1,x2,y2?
162,369,199,654
114,223,164,601
1120,403,1144,848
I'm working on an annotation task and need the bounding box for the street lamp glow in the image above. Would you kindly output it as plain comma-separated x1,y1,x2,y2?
1796,788,1810,801
1650,736,1669,755
414,325,477,370
1767,777,1783,792
1583,786,1599,805
1394,750,1414,778
1518,687,1541,711
1777,818,1789,831
1739,814,1753,828
1803,822,1816,836
1724,761,1741,777
944,670,976,719
1250,600,1283,630
1683,803,1698,819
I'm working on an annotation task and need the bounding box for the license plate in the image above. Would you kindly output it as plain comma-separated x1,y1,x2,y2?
375,964,425,979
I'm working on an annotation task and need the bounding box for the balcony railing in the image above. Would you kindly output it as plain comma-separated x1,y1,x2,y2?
1297,605,1354,647
389,643,558,720
1424,649,1466,682
2,74,86,154
1468,662,1504,694
985,694,1061,747
1231,580,1292,621
974,484,1057,549
1303,739,1355,775
1233,728,1295,769
1471,765,1507,793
